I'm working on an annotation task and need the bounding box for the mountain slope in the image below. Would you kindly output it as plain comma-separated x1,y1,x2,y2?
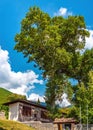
0,87,26,105
0,88,12,105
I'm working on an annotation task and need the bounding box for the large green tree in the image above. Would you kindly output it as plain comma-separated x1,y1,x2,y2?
69,71,93,123
14,7,90,81
45,76,73,119
14,7,93,115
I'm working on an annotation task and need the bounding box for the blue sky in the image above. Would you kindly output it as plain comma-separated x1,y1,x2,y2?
0,0,93,102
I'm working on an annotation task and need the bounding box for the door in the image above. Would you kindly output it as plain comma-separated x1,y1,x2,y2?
65,124,71,130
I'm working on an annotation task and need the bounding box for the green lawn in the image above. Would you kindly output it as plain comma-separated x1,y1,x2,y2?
0,119,35,130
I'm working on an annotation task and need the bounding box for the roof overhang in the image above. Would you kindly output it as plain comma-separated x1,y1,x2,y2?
3,99,47,109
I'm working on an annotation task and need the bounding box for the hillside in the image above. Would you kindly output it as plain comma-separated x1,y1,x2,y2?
0,87,26,105
0,119,34,130
0,88,12,105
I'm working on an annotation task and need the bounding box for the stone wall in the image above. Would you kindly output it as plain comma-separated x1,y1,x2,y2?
0,111,6,119
23,121,93,130
75,124,93,130
23,121,58,130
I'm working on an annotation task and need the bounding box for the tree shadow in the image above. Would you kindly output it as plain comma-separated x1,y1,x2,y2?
0,127,6,130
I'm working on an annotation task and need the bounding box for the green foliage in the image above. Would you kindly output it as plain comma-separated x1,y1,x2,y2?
7,93,26,102
14,7,90,82
0,105,9,119
59,107,72,117
14,6,93,119
66,106,80,122
47,106,62,120
45,75,73,112
69,71,93,123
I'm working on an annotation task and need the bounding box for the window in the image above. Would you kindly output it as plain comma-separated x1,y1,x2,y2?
41,110,48,119
22,106,31,116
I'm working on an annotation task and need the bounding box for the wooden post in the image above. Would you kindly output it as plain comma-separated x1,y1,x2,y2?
58,124,62,130
58,124,60,130
71,123,74,130
61,124,63,130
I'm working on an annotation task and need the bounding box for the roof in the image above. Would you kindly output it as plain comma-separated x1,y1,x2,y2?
54,118,77,124
3,99,47,109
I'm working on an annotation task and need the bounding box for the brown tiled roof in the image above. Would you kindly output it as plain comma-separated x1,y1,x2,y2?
54,118,77,124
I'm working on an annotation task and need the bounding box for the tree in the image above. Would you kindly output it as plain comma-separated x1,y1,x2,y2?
14,7,93,116
14,7,90,81
37,98,40,105
45,76,73,119
69,71,93,123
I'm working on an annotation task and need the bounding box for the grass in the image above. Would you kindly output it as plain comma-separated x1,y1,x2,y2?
0,88,12,105
0,119,35,130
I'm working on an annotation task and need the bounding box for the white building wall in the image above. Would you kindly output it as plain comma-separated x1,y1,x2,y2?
9,102,19,121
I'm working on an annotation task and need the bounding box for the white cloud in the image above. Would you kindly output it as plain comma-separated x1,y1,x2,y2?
28,93,45,102
54,7,72,17
9,85,35,96
0,47,43,98
85,30,93,49
56,93,71,108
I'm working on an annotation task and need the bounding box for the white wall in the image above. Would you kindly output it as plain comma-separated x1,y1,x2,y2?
9,102,19,121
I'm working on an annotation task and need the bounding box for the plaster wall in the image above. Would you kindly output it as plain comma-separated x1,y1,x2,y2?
9,102,19,121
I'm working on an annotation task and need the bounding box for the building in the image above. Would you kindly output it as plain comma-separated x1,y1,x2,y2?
54,118,77,130
4,99,50,122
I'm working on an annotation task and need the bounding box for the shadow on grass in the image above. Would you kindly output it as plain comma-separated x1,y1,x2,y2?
0,127,6,130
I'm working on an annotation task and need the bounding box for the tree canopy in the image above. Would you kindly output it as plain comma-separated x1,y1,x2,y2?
14,7,93,119
14,7,92,84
